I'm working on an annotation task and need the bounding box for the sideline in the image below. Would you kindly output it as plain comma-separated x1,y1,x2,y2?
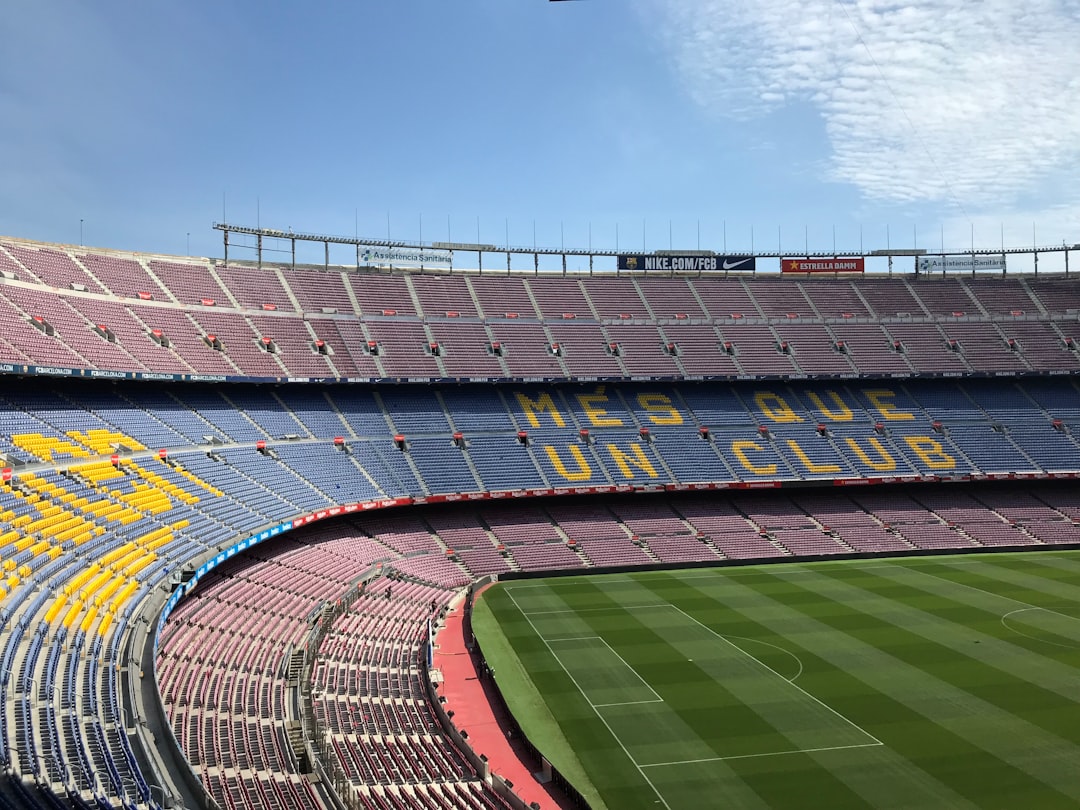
433,593,575,810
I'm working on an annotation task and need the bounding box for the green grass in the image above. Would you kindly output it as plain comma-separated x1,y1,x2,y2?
473,552,1080,810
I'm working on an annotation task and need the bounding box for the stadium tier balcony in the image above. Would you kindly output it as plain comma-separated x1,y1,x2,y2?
770,323,857,375
427,321,507,378
351,274,417,317
526,276,594,319
908,277,981,316
636,277,708,319
467,275,539,319
581,277,651,318
148,258,234,306
856,278,928,318
216,264,296,311
77,252,174,300
691,277,762,319
798,278,872,317
2,243,105,293
411,274,478,318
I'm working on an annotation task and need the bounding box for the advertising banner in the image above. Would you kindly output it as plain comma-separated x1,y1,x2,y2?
782,258,865,273
618,254,756,272
917,254,1006,273
360,247,451,267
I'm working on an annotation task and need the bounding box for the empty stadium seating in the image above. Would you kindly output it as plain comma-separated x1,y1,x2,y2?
3,237,1080,383
0,233,1078,810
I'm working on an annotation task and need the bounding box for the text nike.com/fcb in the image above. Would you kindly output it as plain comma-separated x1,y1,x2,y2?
637,256,751,271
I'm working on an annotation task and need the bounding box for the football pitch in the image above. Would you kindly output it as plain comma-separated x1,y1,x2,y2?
471,552,1080,810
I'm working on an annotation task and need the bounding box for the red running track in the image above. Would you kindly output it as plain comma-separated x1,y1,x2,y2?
434,592,574,810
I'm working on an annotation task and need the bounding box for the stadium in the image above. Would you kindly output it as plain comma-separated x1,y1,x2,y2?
0,227,1078,810
6,1,1080,808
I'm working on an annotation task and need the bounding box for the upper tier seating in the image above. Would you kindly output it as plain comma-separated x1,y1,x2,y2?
2,237,1079,382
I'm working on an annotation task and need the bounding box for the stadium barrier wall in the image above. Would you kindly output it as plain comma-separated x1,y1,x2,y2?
3,360,1080,386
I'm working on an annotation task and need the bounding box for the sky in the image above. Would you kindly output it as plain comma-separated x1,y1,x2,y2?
2,0,1079,272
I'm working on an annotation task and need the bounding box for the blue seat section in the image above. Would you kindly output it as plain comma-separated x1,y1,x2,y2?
651,431,736,483
1003,424,1080,471
467,436,547,490
1013,378,1080,426
364,441,427,497
439,389,517,433
676,386,755,427
178,452,298,518
123,387,227,443
220,449,334,512
274,388,348,438
827,426,920,476
960,380,1037,423
274,443,384,502
407,438,480,493
379,390,452,435
530,432,613,487
710,427,800,480
347,442,412,497
593,432,674,485
326,389,390,436
561,384,635,429
226,390,311,438
169,389,267,442
771,424,858,479
68,387,189,448
903,381,985,421
945,425,1040,473
883,427,976,476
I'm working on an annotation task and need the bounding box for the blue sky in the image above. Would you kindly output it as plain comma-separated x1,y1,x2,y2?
2,0,1079,271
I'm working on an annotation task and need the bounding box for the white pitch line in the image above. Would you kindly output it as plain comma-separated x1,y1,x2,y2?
521,604,668,615
546,635,603,642
594,636,664,703
594,698,665,708
999,608,1080,650
640,741,884,768
901,562,1080,624
505,588,674,810
666,605,883,746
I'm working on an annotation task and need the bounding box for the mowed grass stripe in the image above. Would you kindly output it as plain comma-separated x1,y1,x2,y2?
479,555,1080,809
487,586,662,810
510,580,873,809
640,566,1080,809
632,571,1014,809
522,581,816,764
757,567,1080,806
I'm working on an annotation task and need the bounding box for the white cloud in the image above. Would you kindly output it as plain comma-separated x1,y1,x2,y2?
654,0,1080,210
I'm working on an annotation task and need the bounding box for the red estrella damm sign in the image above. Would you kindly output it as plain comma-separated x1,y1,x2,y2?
782,258,865,273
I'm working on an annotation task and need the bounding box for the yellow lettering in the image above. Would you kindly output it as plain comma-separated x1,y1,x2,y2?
903,436,956,470
785,440,841,474
544,445,593,481
576,386,623,427
515,392,566,428
731,441,778,475
863,389,914,421
637,393,684,426
843,437,897,471
805,390,854,422
606,444,658,479
754,391,803,423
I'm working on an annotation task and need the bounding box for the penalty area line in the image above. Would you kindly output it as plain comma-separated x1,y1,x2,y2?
640,741,885,768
